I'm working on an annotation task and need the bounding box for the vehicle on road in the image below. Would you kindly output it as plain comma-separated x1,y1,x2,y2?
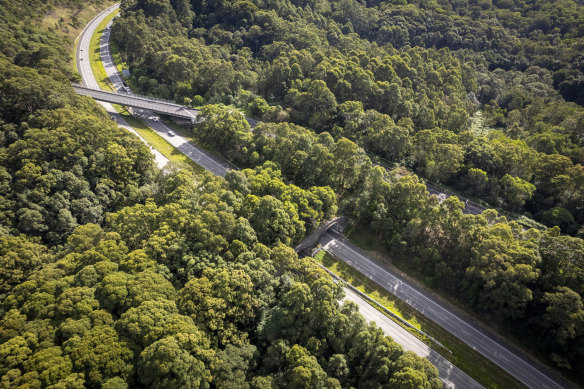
168,130,175,136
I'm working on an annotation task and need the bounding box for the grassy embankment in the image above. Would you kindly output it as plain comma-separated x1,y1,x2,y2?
117,109,205,174
82,5,524,387
161,118,241,171
314,245,526,389
349,228,574,388
110,38,246,171
85,10,204,173
39,0,116,74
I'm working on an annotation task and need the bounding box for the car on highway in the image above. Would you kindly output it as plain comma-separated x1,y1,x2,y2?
168,130,175,136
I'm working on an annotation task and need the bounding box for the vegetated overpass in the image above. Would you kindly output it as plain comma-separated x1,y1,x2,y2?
73,85,199,122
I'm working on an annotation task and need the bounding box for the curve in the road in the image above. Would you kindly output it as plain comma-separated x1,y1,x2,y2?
320,230,569,389
76,4,168,168
77,4,232,176
78,5,567,389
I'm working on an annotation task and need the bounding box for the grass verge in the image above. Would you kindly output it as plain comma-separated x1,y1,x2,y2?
109,39,127,74
112,106,204,173
315,249,526,389
88,8,119,91
86,10,205,174
161,119,240,170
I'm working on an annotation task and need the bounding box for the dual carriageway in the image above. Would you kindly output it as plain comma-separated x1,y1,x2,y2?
75,6,569,388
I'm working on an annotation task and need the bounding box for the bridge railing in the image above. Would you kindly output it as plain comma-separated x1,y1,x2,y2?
72,84,197,111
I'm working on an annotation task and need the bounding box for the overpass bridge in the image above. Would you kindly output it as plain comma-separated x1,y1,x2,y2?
295,216,346,255
73,85,200,122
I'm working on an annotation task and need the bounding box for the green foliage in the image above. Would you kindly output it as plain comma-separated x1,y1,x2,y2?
0,166,440,387
3,0,584,386
0,235,48,295
177,268,260,347
111,0,584,229
348,170,584,375
63,325,133,387
136,332,213,389
0,66,156,243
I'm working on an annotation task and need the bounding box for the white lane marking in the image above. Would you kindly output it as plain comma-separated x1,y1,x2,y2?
322,232,563,389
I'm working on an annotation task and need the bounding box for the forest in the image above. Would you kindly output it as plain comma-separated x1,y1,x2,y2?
1,0,583,386
112,0,584,235
0,0,444,387
108,0,584,381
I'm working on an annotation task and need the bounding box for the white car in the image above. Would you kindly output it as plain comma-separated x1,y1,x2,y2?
168,130,175,137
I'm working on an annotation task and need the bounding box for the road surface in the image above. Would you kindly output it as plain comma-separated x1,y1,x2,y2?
77,5,232,176
320,230,568,389
342,287,482,388
79,6,569,389
99,14,232,176
76,4,168,168
426,183,485,215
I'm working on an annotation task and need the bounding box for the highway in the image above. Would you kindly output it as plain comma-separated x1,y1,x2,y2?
77,5,232,176
342,287,482,389
426,183,485,215
80,9,483,386
320,230,568,389
76,4,168,168
79,5,569,389
98,16,232,176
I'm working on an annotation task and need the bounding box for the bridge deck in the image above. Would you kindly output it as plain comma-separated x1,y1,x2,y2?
73,85,199,120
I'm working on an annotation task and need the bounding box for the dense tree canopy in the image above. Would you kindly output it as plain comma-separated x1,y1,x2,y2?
0,2,444,387
2,0,584,386
113,0,584,233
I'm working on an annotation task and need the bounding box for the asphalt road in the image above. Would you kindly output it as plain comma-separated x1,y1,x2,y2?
320,230,568,389
76,5,168,168
426,183,485,215
342,287,482,389
99,16,232,177
79,6,568,389
77,5,231,176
